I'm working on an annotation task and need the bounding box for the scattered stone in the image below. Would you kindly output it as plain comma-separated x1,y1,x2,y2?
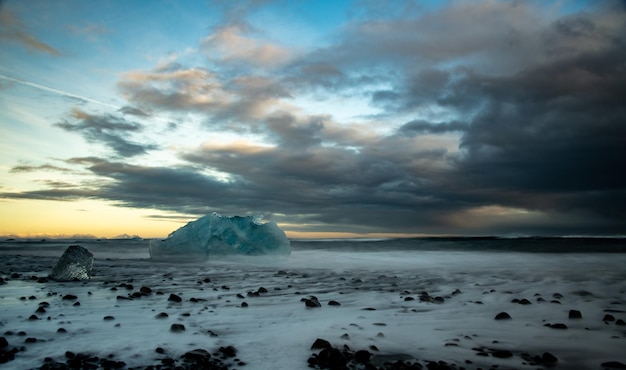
304,298,321,308
569,310,583,319
311,338,332,350
542,352,558,363
170,324,186,332
601,361,626,369
603,314,616,322
168,293,182,302
518,298,532,305
491,350,513,358
62,294,78,301
241,302,248,307
28,315,39,321
155,312,169,319
218,345,237,358
139,286,152,295
354,350,371,364
328,300,341,306
103,316,115,321
495,312,511,320
545,323,568,329
57,328,67,333
616,319,626,326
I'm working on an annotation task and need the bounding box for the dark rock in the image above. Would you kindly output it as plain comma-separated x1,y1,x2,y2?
354,350,371,364
155,312,168,319
257,287,268,294
546,323,568,329
56,328,67,333
0,337,8,348
170,323,185,332
569,310,583,319
495,312,511,320
36,307,46,314
241,302,248,307
28,315,39,321
518,298,532,305
553,293,563,299
139,286,152,295
219,345,237,358
62,294,78,301
311,338,332,350
24,337,37,343
72,301,80,306
603,314,616,322
601,361,626,369
155,347,165,354
328,300,341,306
404,297,415,301
168,293,182,302
616,319,626,326
433,297,445,304
317,347,347,369
49,245,94,281
182,348,212,362
116,295,132,301
103,316,115,321
491,350,513,358
304,298,321,308
542,352,558,363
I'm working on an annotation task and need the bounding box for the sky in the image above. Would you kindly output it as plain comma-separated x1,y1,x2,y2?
0,0,625,239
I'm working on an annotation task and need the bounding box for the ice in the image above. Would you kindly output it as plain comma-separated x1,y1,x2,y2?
149,212,291,261
48,245,94,281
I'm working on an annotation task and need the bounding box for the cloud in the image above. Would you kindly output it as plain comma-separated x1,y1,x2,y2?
201,24,291,68
54,109,157,157
0,7,61,55
3,1,625,235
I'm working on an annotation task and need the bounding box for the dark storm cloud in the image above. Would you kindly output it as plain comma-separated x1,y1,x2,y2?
54,109,157,157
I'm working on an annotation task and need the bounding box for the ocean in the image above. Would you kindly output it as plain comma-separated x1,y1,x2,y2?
1,237,625,369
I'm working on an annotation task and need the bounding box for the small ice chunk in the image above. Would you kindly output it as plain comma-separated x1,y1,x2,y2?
149,212,291,261
49,245,94,281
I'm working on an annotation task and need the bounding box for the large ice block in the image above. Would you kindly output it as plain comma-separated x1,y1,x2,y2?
49,245,94,281
149,213,291,261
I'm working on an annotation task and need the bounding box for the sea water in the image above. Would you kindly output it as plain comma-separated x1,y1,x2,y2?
1,237,625,369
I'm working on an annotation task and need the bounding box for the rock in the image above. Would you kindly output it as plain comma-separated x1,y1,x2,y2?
170,324,185,332
518,298,532,305
304,298,321,308
616,319,626,326
28,314,39,320
155,312,169,319
317,347,347,369
103,316,115,321
542,352,558,363
62,294,78,300
495,312,512,320
569,310,583,319
354,350,371,364
241,302,248,307
491,350,513,358
139,286,152,295
601,361,626,369
218,345,237,358
168,293,182,302
0,337,8,348
328,300,341,306
49,245,94,281
182,348,211,362
603,314,616,322
311,338,332,350
546,323,568,329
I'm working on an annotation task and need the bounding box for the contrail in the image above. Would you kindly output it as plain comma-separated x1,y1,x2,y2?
0,74,120,110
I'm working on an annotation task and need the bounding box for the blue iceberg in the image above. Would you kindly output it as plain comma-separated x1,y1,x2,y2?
149,213,291,261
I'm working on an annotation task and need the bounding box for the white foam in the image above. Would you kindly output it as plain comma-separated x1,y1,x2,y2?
1,249,625,369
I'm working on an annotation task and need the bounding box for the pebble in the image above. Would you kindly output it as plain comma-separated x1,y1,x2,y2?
494,312,511,320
